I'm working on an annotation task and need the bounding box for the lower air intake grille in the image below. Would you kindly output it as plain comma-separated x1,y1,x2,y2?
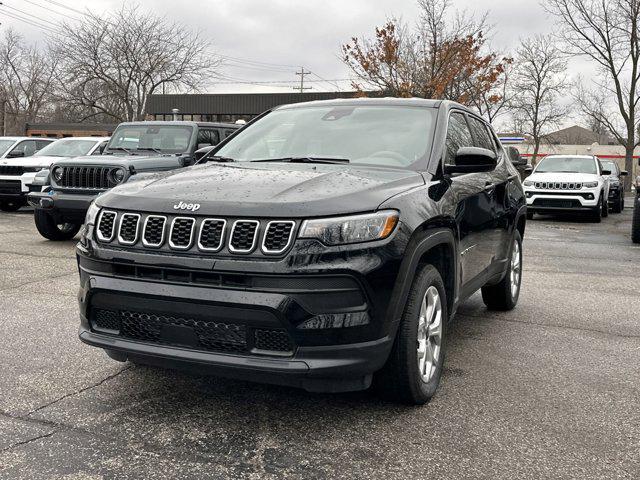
230,220,259,253
89,309,293,356
533,198,582,208
262,221,295,253
254,329,294,354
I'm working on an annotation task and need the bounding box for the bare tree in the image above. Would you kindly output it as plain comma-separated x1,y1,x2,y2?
52,5,220,122
341,0,511,111
544,0,640,188
509,35,568,163
0,29,58,134
467,58,514,123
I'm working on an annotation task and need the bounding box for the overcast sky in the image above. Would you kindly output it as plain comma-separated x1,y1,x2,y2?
1,0,563,95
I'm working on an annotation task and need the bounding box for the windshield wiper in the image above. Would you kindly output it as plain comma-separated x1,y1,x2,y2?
108,147,136,155
205,155,236,163
136,147,163,154
252,156,350,164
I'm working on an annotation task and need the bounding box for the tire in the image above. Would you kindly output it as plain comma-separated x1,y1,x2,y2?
375,264,447,405
0,200,24,212
591,201,602,223
601,192,609,218
632,196,640,244
481,230,522,311
34,209,81,241
526,210,534,220
611,194,622,214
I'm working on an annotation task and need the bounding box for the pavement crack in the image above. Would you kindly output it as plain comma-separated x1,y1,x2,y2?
458,313,640,339
0,271,77,292
0,430,57,454
27,366,133,417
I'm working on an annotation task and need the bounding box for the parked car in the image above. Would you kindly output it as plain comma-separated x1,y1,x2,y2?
28,121,240,240
632,167,640,243
76,98,526,404
0,137,108,212
0,137,55,211
523,155,611,222
599,159,628,213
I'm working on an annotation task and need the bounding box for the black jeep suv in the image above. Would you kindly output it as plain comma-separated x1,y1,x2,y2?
29,121,239,240
76,99,526,404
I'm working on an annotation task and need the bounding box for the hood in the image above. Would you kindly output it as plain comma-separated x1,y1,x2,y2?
99,162,425,217
0,155,69,169
52,153,183,171
527,171,601,183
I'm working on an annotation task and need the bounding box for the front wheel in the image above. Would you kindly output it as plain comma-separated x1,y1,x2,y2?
601,192,609,218
0,200,24,212
34,209,81,241
375,264,447,405
481,230,523,311
632,196,640,244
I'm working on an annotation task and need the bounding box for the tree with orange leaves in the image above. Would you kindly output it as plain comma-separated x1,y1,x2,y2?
341,0,511,121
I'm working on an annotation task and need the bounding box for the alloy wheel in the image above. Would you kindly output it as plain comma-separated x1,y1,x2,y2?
416,286,443,383
510,239,522,298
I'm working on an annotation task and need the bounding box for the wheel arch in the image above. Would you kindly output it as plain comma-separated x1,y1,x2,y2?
385,222,458,339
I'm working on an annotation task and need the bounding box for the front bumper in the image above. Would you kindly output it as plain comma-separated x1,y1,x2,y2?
0,172,40,201
29,190,98,223
524,189,600,211
76,224,405,392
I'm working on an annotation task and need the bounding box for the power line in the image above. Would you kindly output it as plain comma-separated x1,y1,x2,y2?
0,2,63,29
20,0,82,22
41,0,89,17
0,9,58,32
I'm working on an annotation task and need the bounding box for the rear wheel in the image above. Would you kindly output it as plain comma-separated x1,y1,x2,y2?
481,230,522,311
0,200,24,212
34,209,81,241
375,264,447,405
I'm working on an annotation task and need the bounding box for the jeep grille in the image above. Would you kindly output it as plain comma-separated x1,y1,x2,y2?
56,166,121,190
0,165,24,176
99,211,297,256
534,182,583,190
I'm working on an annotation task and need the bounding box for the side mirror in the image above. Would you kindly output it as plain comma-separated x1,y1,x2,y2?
444,147,497,175
524,165,534,173
620,170,628,176
602,169,612,175
7,150,25,158
506,146,526,166
197,143,212,150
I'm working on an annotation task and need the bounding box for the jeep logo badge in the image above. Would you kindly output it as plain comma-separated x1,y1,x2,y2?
173,201,200,212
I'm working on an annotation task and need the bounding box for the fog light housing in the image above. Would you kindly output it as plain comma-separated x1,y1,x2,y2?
525,191,533,198
585,193,594,200
298,312,370,330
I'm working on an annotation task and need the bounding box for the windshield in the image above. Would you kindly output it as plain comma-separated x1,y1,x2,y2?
600,160,617,174
106,125,193,154
215,105,436,169
535,156,597,174
0,139,15,156
34,139,97,157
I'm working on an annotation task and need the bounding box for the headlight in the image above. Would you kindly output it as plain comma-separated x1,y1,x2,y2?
584,181,599,188
51,166,63,183
110,168,126,184
23,166,44,173
85,201,100,225
299,210,399,245
523,180,534,187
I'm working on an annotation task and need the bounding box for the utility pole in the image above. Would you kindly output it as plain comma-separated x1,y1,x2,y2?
294,67,312,93
2,99,7,136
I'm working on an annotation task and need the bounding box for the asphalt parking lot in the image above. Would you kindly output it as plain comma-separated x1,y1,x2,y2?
1,203,639,480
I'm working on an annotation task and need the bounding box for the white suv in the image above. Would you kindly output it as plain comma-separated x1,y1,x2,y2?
523,155,611,222
0,137,108,212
